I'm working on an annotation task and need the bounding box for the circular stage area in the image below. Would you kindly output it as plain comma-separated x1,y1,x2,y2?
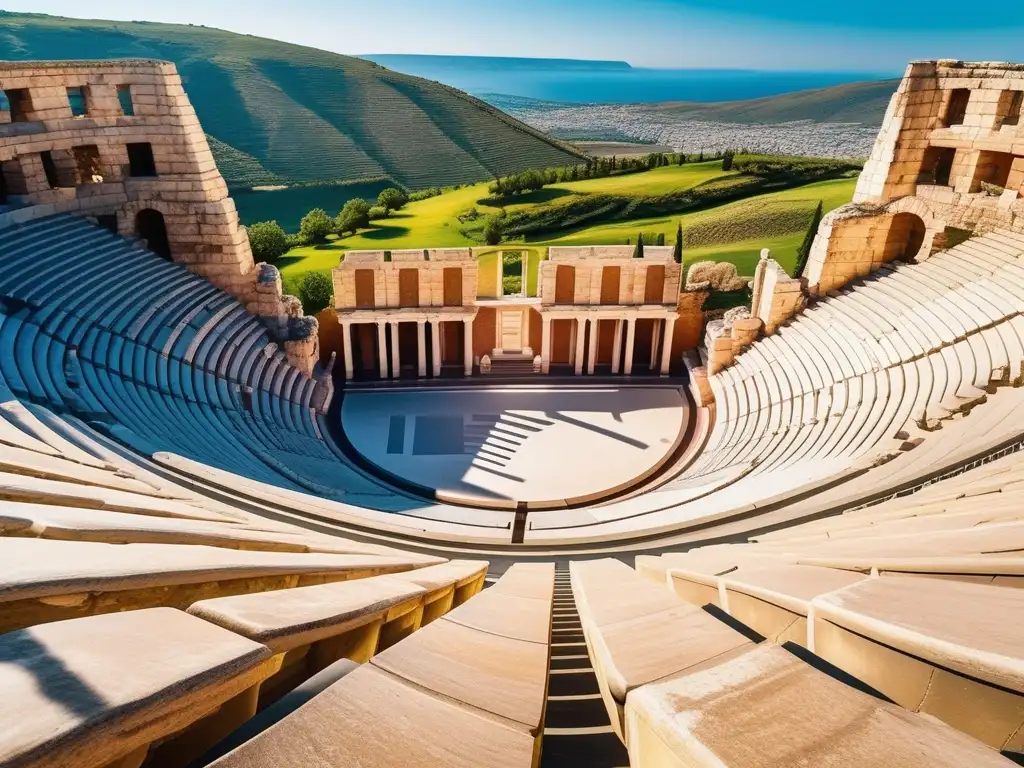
341,385,688,508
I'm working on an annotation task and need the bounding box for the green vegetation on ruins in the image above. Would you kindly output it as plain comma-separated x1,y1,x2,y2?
272,153,859,296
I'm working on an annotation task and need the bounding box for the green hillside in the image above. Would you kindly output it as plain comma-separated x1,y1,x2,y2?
276,161,857,293
0,12,588,190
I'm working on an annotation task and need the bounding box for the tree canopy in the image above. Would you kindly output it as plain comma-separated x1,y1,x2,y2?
377,187,409,214
247,220,288,262
336,198,372,235
299,209,333,244
298,271,333,314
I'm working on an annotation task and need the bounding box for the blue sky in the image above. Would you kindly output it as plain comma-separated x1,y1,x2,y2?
4,0,1019,72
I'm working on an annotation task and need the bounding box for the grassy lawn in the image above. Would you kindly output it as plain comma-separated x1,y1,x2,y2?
553,163,738,196
276,169,857,292
684,233,806,276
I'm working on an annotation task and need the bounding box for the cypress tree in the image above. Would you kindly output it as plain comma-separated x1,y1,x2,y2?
634,233,645,259
793,200,824,277
673,221,684,263
657,232,666,246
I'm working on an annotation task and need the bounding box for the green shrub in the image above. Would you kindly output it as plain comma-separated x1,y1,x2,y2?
368,205,387,221
336,198,371,235
792,200,824,278
731,154,861,178
409,187,442,202
502,275,522,294
377,187,409,213
299,208,334,244
246,220,288,262
298,271,333,314
704,286,753,312
458,207,482,223
483,213,506,245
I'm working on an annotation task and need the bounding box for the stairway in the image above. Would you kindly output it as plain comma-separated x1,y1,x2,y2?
484,356,537,376
541,565,630,768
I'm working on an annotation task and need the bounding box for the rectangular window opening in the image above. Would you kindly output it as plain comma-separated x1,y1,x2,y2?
5,89,32,123
919,147,956,187
66,86,88,117
73,145,103,184
1000,90,1023,128
973,150,1014,193
126,142,157,178
116,85,135,117
944,89,971,127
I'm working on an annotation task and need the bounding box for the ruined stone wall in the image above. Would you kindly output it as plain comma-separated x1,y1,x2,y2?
751,251,805,334
0,60,317,374
673,288,709,355
333,249,479,309
804,60,1024,295
540,246,681,306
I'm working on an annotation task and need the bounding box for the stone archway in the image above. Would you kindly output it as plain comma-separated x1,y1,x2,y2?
884,212,927,262
135,208,171,260
876,195,943,262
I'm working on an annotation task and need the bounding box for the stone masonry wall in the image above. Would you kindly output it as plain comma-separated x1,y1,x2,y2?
0,60,319,375
751,251,805,334
333,249,479,309
805,60,1024,296
539,248,681,307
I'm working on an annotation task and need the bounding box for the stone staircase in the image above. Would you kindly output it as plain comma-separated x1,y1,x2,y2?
541,565,629,768
484,355,538,376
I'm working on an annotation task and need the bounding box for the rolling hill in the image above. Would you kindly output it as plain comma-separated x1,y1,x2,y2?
0,12,588,190
647,79,900,125
487,79,899,128
276,161,858,293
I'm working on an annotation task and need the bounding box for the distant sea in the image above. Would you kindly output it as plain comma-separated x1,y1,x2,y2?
364,55,894,104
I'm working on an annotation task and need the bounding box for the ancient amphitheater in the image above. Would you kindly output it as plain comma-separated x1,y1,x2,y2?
0,57,1022,767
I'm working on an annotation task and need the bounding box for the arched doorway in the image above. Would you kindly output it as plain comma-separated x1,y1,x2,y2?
136,209,171,260
884,212,927,262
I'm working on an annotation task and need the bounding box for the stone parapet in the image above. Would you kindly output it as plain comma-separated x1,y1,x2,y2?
752,251,807,333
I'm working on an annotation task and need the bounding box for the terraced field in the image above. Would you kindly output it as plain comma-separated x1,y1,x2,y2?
277,165,857,291
1,12,587,189
542,177,857,272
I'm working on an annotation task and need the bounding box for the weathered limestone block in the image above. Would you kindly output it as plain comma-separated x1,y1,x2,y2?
707,335,735,376
731,316,763,351
674,288,709,352
284,316,320,378
689,366,715,407
752,251,807,335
